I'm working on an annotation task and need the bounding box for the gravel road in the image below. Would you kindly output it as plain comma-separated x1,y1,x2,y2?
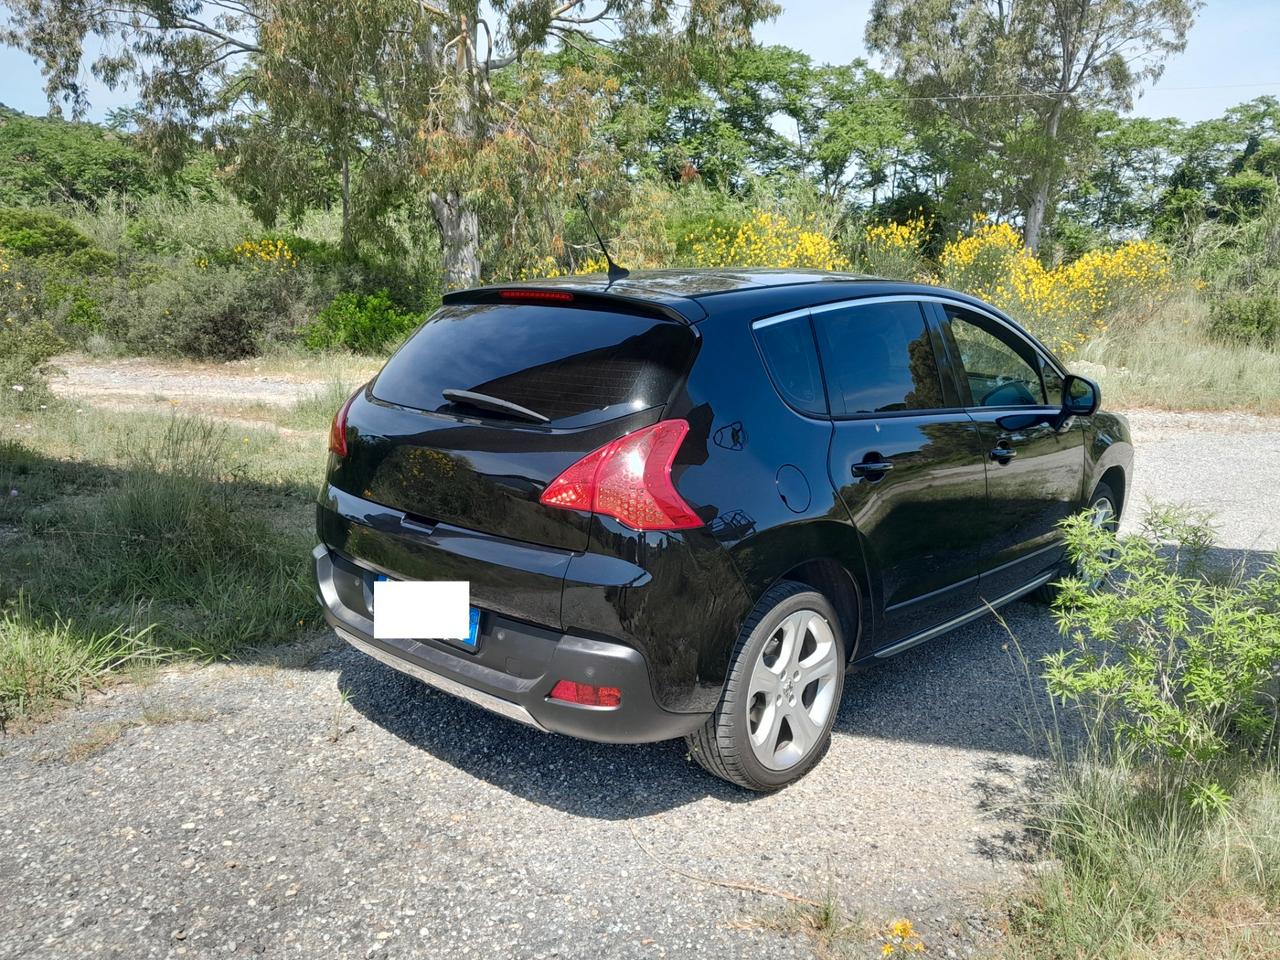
3,400,1278,960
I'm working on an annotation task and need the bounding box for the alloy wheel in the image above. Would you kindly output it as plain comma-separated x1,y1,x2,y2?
746,609,839,771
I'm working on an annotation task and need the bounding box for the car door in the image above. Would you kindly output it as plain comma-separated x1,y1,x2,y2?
816,297,989,649
932,302,1087,602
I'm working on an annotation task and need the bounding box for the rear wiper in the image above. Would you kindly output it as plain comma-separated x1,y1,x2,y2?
441,389,550,424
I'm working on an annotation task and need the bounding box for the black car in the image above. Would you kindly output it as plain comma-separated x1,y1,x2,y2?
313,269,1131,790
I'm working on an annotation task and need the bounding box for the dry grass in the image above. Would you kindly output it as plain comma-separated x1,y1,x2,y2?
1082,294,1280,416
64,699,216,762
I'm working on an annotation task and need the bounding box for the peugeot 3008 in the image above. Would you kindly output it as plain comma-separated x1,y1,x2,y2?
313,270,1132,790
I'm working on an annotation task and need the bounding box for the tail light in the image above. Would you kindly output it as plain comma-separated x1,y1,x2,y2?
549,681,622,708
539,419,702,531
328,388,361,457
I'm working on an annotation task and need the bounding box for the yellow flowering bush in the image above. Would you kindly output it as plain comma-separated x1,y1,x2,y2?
691,210,850,271
860,213,931,282
938,220,1174,356
518,254,608,280
230,237,298,271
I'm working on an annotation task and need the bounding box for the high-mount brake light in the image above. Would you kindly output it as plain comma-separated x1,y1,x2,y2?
539,419,702,531
498,289,575,304
328,388,360,457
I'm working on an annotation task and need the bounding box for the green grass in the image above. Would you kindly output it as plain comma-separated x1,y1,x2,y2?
1002,758,1280,959
1083,294,1280,415
0,399,326,721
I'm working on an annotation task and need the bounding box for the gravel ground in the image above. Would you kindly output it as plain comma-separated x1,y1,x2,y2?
3,401,1278,960
49,356,327,407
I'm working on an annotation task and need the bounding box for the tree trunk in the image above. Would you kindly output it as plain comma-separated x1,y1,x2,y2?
1024,99,1066,253
430,191,481,289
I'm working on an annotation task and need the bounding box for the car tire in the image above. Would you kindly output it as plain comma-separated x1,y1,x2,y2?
685,580,846,792
1032,481,1119,603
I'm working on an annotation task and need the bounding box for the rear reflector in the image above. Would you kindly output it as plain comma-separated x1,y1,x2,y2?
548,681,622,708
499,289,575,304
539,419,702,531
328,388,360,457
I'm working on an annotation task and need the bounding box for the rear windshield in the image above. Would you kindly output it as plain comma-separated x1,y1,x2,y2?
372,303,697,427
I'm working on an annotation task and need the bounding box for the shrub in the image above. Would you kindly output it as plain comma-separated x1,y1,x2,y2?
1208,292,1280,346
1044,503,1280,797
303,289,423,353
122,262,263,359
690,209,850,271
0,248,65,409
0,207,94,258
856,213,931,281
938,219,1174,356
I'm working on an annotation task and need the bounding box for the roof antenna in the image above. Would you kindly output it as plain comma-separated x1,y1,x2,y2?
577,196,629,283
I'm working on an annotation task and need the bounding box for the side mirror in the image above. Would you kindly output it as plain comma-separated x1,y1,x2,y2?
1062,374,1100,417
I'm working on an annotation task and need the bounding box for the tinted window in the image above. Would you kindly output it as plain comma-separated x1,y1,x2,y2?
373,303,696,426
944,306,1047,407
814,300,945,415
752,313,827,415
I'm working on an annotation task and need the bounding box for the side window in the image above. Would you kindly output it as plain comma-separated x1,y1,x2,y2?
752,312,828,415
943,306,1047,407
814,300,946,415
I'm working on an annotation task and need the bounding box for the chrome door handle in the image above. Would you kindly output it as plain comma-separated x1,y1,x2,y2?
852,460,894,478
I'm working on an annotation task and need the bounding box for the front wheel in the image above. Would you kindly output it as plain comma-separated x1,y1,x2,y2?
685,581,846,791
1033,481,1119,603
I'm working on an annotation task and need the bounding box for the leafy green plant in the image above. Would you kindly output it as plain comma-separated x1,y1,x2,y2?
303,289,422,353
1044,503,1280,792
1208,291,1280,346
0,207,95,258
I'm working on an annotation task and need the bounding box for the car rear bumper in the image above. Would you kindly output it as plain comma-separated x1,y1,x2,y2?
313,544,710,743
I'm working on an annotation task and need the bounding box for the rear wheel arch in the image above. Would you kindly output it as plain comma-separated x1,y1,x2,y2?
774,559,863,663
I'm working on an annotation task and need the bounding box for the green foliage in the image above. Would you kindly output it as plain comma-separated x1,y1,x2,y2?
1215,169,1278,224
0,206,93,257
1208,292,1280,346
0,107,158,207
1044,503,1280,781
303,290,422,353
0,248,65,409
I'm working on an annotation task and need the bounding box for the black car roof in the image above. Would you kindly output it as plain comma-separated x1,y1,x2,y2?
449,268,1007,326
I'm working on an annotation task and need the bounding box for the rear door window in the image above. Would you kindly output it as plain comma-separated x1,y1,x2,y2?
372,303,697,427
752,312,828,415
813,299,946,415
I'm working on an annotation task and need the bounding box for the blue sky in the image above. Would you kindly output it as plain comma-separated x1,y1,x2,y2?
2,1,1278,124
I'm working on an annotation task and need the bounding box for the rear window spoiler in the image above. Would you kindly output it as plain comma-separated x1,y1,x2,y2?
443,286,706,325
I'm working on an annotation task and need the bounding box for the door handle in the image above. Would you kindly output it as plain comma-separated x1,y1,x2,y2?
852,460,894,478
988,445,1017,463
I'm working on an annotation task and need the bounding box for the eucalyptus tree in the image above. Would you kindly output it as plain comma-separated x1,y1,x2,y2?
3,0,779,285
867,0,1201,251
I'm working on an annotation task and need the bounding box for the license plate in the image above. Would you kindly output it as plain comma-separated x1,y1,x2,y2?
371,577,480,651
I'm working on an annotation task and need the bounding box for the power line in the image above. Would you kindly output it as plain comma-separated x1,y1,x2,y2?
836,80,1280,106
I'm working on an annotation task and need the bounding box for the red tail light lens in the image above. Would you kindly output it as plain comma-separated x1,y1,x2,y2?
328,389,360,457
549,681,622,708
499,289,575,304
539,420,702,531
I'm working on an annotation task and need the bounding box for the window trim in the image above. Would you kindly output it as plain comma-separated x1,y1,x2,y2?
750,293,1069,421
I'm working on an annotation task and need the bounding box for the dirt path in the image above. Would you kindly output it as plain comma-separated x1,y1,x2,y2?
6,358,1280,958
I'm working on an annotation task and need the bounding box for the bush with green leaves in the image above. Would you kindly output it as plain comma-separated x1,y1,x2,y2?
0,206,96,258
1207,291,1280,346
1,248,66,409
1044,503,1280,806
303,289,423,353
